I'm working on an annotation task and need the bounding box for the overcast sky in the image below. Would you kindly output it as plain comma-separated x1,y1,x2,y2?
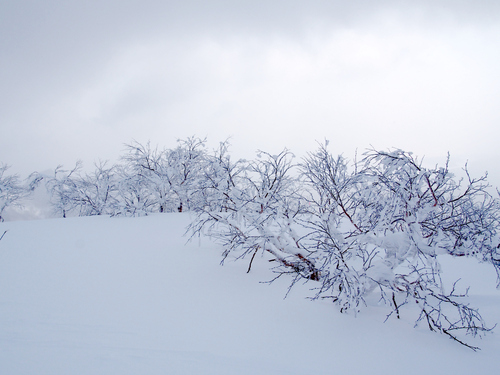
1,1,500,185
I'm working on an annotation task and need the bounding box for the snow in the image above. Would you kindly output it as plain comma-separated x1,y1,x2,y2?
0,214,499,374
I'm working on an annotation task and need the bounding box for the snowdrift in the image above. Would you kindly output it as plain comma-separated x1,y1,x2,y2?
0,214,499,374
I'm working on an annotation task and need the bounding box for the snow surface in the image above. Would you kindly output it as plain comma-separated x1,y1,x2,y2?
1,214,499,374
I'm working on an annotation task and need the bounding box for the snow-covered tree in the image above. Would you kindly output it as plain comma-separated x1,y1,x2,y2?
190,149,319,279
76,161,118,216
191,141,500,349
0,164,42,221
122,137,207,213
47,161,118,217
163,136,207,212
121,141,172,213
299,144,498,349
13,135,500,349
196,139,245,212
46,162,83,218
113,164,156,217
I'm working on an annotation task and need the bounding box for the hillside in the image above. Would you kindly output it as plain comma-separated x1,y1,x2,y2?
1,214,499,374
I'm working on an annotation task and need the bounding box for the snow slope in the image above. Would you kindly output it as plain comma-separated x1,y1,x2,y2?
0,214,499,374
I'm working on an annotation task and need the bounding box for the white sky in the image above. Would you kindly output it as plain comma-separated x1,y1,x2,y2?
1,1,500,185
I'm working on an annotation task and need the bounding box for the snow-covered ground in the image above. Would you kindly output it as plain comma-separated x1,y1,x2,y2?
1,213,499,374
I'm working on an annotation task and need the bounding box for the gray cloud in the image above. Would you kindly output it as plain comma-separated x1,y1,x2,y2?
1,0,500,186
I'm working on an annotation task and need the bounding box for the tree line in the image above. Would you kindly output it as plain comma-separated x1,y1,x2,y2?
1,136,500,349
